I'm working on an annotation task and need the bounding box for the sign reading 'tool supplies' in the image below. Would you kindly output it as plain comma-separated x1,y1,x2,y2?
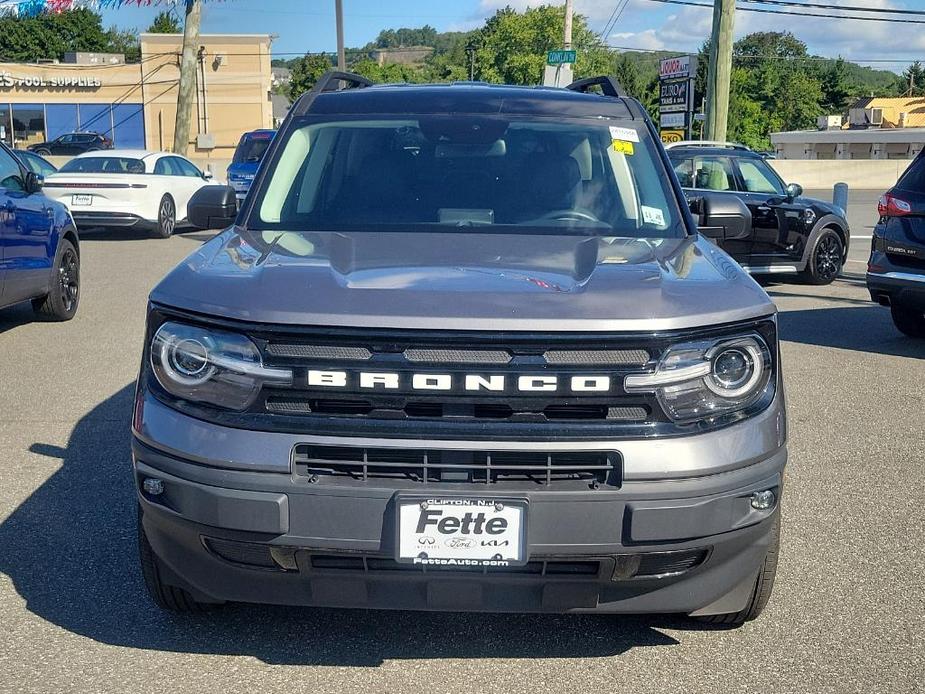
0,71,103,90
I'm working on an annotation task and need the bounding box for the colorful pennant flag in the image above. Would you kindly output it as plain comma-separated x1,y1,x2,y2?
0,0,222,17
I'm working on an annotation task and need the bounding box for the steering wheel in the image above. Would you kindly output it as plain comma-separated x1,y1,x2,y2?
533,208,600,224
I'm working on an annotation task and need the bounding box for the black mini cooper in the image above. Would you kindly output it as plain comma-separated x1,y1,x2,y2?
667,143,849,284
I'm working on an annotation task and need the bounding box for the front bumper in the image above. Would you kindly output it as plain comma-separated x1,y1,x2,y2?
133,393,787,615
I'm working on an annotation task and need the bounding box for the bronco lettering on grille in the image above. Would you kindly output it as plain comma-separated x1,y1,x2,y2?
306,370,614,393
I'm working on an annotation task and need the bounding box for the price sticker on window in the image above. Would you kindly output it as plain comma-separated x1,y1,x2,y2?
612,139,635,155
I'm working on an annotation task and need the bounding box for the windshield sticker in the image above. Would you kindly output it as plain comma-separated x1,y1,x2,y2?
612,139,634,155
641,206,666,226
609,126,640,143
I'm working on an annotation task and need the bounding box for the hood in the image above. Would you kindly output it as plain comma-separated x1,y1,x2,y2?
150,229,776,332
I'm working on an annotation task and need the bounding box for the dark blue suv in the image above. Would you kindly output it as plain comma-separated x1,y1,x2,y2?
0,141,80,321
226,129,275,202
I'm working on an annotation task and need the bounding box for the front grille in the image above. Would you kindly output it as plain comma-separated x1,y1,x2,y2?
308,554,602,576
293,444,621,487
148,309,778,441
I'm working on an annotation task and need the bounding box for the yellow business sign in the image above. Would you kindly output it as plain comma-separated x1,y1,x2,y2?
660,130,685,144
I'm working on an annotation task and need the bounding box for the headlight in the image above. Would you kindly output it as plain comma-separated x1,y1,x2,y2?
151,321,291,410
625,334,773,422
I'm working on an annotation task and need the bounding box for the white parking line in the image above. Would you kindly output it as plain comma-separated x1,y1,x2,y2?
846,259,868,265
850,235,872,239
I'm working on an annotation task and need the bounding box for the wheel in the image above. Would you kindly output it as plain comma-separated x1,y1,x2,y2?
32,238,79,321
138,508,213,613
694,514,780,626
153,194,176,239
35,148,51,156
800,228,843,285
890,303,925,338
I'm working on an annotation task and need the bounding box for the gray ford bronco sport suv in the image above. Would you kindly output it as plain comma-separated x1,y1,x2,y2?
134,72,786,625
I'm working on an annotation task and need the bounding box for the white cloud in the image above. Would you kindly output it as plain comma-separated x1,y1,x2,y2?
607,0,925,70
478,0,633,24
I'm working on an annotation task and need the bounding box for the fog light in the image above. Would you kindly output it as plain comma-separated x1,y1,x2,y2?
750,489,775,510
143,478,164,496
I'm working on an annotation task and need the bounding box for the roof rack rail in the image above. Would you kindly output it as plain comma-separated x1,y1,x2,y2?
664,140,752,151
292,70,374,116
565,76,626,98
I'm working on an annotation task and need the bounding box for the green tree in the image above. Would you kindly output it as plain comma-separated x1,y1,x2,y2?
901,61,925,96
287,53,333,100
0,9,112,62
472,6,610,85
820,58,852,113
105,26,140,63
148,10,182,34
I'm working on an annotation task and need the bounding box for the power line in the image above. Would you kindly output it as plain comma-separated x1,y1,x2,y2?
605,42,916,66
645,0,925,24
745,0,925,16
599,0,631,40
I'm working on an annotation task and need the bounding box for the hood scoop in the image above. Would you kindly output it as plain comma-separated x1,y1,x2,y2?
326,231,601,284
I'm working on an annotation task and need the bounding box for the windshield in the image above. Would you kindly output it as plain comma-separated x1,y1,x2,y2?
233,133,273,164
59,157,145,174
250,116,685,238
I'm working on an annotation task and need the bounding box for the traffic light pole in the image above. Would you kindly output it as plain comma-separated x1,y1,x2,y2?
704,0,735,142
173,0,201,156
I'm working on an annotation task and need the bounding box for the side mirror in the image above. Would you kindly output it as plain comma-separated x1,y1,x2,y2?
695,192,752,241
25,171,43,194
785,182,802,201
202,170,214,180
188,185,238,230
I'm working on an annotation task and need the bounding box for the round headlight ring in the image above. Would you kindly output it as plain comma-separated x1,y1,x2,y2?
704,340,765,398
160,334,216,387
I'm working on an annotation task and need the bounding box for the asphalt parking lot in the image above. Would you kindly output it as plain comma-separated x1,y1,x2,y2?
0,191,922,694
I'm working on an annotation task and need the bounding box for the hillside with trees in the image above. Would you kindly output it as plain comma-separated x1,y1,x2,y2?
280,6,908,149
0,4,913,150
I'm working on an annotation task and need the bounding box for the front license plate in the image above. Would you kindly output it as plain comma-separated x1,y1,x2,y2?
71,194,92,206
397,497,527,567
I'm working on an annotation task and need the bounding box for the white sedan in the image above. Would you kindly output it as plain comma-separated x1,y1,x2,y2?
43,150,223,238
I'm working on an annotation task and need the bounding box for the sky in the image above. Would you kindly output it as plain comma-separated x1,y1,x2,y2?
98,0,925,71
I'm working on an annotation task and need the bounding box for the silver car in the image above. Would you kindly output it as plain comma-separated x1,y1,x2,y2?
133,73,785,626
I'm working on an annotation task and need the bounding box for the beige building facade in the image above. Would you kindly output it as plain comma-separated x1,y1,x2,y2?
0,33,273,163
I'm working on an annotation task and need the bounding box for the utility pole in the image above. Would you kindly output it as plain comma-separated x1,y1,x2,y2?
563,0,573,49
335,0,345,71
465,41,476,80
173,0,201,155
704,0,735,142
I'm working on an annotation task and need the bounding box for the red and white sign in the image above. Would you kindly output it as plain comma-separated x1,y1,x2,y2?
659,55,691,80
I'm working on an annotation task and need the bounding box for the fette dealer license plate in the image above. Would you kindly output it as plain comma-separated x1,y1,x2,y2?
397,497,527,567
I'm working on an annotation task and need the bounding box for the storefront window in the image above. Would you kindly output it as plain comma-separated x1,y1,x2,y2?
78,104,113,139
0,105,11,147
112,104,145,148
12,104,45,148
46,104,79,141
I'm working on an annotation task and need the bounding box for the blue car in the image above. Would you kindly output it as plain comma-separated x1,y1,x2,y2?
226,129,275,202
0,140,80,321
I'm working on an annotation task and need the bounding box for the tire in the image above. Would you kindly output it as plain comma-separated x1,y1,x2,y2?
32,238,79,321
137,508,213,613
800,228,843,285
35,148,51,156
891,303,925,338
694,514,780,626
153,194,177,239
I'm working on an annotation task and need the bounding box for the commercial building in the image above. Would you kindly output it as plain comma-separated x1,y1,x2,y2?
0,33,273,162
771,97,925,160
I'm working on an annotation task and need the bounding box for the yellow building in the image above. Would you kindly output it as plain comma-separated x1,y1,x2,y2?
0,33,273,162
